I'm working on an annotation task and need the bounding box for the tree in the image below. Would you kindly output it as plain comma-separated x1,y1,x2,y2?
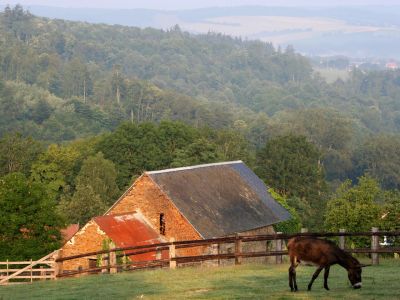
379,191,400,232
58,184,108,225
58,152,119,224
30,144,80,199
324,176,381,247
97,121,199,188
269,189,302,234
74,152,119,206
211,129,252,162
256,135,326,229
2,5,34,42
97,122,166,188
0,133,43,176
353,135,400,190
0,173,64,260
171,138,222,167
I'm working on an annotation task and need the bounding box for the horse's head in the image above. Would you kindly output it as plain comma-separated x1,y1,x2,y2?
348,263,370,289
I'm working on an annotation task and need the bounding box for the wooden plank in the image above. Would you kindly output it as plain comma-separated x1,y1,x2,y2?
275,232,283,264
371,227,379,265
57,260,169,278
0,251,56,284
235,234,242,265
0,269,55,272
0,261,54,265
169,238,176,269
116,247,168,258
0,276,54,279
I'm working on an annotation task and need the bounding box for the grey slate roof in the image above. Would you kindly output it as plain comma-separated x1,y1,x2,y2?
147,161,291,239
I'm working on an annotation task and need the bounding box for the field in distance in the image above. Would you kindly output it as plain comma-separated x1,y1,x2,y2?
181,16,381,44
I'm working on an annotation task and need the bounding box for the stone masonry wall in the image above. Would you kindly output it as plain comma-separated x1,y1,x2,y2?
108,174,203,256
216,225,276,266
60,220,108,271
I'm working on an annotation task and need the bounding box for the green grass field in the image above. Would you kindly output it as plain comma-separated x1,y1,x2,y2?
1,259,399,300
314,68,350,83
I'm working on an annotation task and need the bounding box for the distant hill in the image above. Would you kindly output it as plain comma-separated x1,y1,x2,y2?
1,6,400,145
1,4,400,58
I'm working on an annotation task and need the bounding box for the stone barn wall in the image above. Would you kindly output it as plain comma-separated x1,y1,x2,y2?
60,220,108,271
107,175,204,257
241,225,276,264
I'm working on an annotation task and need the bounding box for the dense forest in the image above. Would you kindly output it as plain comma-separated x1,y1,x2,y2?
0,6,399,259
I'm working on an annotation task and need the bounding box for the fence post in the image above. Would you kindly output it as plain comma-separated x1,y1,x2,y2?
109,242,117,274
275,232,283,264
339,229,346,250
101,253,108,274
169,238,176,269
218,243,221,266
40,266,45,281
156,248,162,260
235,233,242,265
371,227,379,265
6,259,9,278
211,243,219,266
30,259,33,283
55,249,63,279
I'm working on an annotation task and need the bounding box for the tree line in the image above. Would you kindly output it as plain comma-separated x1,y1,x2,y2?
1,123,399,259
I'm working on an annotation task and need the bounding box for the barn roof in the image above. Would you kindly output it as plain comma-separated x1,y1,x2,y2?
147,161,291,239
61,224,79,243
94,212,165,249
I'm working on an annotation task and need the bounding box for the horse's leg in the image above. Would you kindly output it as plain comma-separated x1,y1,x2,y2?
292,265,298,292
289,256,299,292
307,266,323,291
323,266,330,291
289,265,294,292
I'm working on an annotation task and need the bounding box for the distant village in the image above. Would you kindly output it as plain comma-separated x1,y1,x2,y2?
311,56,399,71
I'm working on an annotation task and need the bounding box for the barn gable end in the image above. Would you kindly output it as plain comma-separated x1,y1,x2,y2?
107,174,202,242
61,220,108,271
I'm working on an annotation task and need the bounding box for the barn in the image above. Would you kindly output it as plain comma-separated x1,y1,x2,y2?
60,161,291,271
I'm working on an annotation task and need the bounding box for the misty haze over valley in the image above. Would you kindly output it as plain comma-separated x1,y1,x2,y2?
1,1,400,59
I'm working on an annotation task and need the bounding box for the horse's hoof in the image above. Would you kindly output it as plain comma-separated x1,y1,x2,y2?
324,286,330,291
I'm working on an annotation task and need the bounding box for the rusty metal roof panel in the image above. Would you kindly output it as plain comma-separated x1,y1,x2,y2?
147,161,290,239
94,212,166,261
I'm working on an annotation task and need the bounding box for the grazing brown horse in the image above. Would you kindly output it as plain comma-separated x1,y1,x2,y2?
287,237,369,291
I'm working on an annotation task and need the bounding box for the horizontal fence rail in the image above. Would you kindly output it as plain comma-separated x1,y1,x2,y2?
52,229,400,278
54,230,400,263
2,229,398,283
0,251,57,285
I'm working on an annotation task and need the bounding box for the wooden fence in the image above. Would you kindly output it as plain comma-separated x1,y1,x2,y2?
0,251,57,285
53,228,400,279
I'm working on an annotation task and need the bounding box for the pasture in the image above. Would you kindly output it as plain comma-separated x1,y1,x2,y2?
314,68,350,83
180,16,386,45
0,259,399,299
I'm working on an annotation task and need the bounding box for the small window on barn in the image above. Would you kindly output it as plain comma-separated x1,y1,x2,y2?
159,213,166,235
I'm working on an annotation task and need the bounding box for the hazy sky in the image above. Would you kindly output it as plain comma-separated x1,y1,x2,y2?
2,0,400,10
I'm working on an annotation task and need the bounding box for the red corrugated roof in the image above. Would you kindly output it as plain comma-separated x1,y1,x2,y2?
61,224,79,243
94,212,167,261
